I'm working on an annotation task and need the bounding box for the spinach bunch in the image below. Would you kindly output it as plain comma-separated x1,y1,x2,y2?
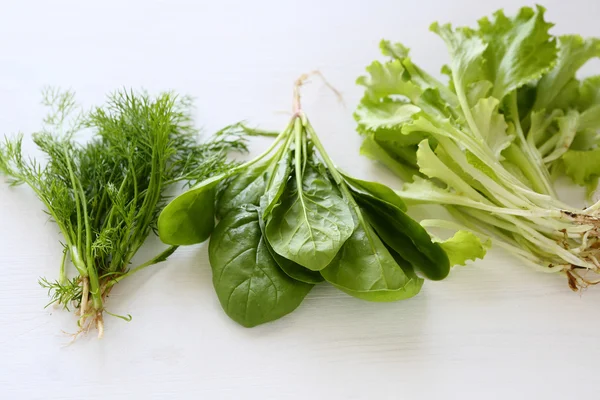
158,102,456,327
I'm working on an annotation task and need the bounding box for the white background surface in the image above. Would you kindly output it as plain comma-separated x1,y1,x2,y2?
1,1,599,399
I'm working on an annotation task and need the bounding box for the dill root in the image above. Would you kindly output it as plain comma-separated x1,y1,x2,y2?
0,88,246,338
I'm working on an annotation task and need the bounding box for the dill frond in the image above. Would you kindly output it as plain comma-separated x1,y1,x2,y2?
1,88,246,337
39,276,82,311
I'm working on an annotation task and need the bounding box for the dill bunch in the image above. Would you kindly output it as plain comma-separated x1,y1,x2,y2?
0,88,246,337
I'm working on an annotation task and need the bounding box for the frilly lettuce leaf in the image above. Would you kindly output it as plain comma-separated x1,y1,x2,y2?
359,134,420,183
431,6,557,103
533,36,600,111
380,40,410,60
355,100,420,132
471,97,513,158
476,6,557,101
355,6,597,196
525,36,600,190
577,76,600,132
357,60,421,103
561,149,600,194
541,110,579,163
430,22,487,106
438,230,491,267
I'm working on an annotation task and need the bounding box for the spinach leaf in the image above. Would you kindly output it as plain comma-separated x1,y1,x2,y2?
158,123,291,247
208,206,313,327
158,174,225,245
320,217,423,302
265,161,355,271
271,251,325,284
216,160,269,219
259,196,324,285
355,192,451,281
341,172,407,211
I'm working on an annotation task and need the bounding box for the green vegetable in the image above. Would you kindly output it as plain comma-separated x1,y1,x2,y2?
159,77,452,326
265,159,354,271
261,148,293,217
340,172,408,211
0,89,245,336
320,223,424,302
419,219,493,267
438,230,491,267
208,206,312,327
355,5,600,289
562,149,600,197
158,175,222,246
216,160,270,219
354,192,451,281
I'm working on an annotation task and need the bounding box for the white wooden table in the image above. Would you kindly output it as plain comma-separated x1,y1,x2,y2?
1,1,599,399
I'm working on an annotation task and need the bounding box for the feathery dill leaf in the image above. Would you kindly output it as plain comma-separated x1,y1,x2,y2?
0,88,246,337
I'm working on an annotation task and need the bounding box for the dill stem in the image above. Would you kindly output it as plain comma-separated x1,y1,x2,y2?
59,247,68,285
87,270,103,310
103,174,130,231
80,277,89,319
106,245,178,288
64,148,84,255
69,245,88,276
92,167,119,223
61,142,103,309
76,170,103,311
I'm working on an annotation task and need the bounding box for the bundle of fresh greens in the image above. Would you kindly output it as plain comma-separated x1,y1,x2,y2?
0,89,245,336
158,77,487,327
355,6,600,288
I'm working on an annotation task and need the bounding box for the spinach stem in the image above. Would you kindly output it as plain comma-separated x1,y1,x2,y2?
302,116,342,185
303,116,365,224
293,117,314,235
225,119,295,179
263,124,295,192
